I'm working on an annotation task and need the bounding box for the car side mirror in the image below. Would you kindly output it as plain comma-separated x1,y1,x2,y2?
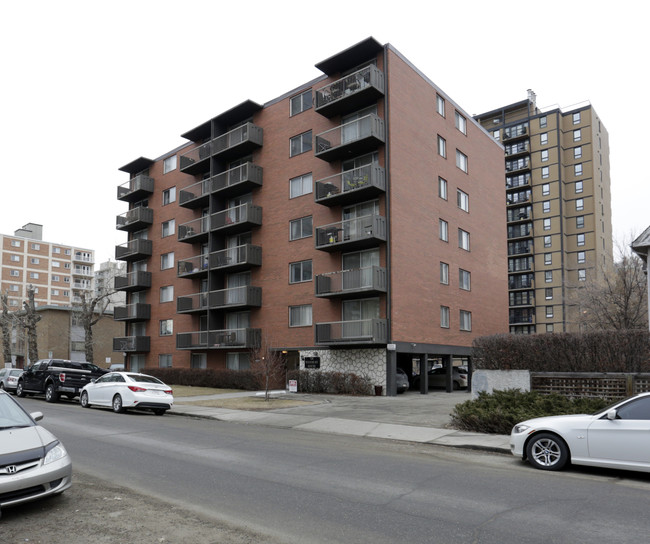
606,409,617,420
30,411,44,422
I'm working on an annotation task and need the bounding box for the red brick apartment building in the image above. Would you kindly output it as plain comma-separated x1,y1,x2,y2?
113,38,508,395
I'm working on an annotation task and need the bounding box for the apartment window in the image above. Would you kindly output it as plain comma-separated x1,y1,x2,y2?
573,129,581,142
162,187,176,205
290,130,312,157
455,111,467,135
541,149,549,162
458,229,470,251
9,285,19,292
578,269,586,281
30,258,40,264
160,285,174,303
572,112,581,125
29,272,39,279
437,135,446,158
493,130,500,141
459,310,472,331
64,277,70,283
289,173,312,198
31,243,40,250
160,319,173,336
161,252,174,270
543,218,551,230
540,133,548,145
539,116,547,128
53,247,61,254
11,240,20,247
162,219,175,238
544,253,552,265
546,306,554,318
574,146,582,159
436,94,445,116
290,90,312,116
289,304,312,327
545,271,553,283
459,269,471,291
574,163,583,176
578,251,586,264
457,189,469,212
545,288,553,300
290,260,312,284
543,201,551,213
546,324,554,333
542,166,549,179
10,255,19,262
64,263,71,269
163,155,177,174
576,216,585,229
439,219,448,242
440,262,449,285
456,150,468,173
542,183,550,196
159,354,173,368
438,177,448,200
575,180,583,193
52,289,59,296
290,216,312,240
440,306,450,328
52,261,60,268
10,270,19,277
64,249,71,255
576,198,584,211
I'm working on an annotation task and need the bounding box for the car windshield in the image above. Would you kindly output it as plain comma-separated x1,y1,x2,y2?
0,394,35,429
593,395,637,416
9,369,22,377
128,374,164,385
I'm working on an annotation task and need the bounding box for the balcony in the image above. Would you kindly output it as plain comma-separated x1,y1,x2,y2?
505,158,531,174
113,336,150,353
72,281,91,290
178,216,210,244
72,267,93,277
179,123,263,174
176,328,261,350
117,175,154,202
315,266,387,298
178,178,210,209
505,141,530,157
315,164,385,206
114,271,152,292
115,239,153,262
315,214,386,253
177,254,210,279
209,244,262,272
314,114,385,162
176,292,209,314
503,126,528,141
114,303,151,322
315,64,385,118
314,318,388,346
210,203,262,235
116,207,153,232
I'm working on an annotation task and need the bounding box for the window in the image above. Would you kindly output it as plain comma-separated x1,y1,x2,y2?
64,277,70,283
456,150,468,173
545,288,553,300
52,289,59,296
539,116,547,128
290,131,312,157
162,219,175,238
52,261,60,268
64,262,71,269
540,133,548,145
576,198,584,211
9,285,19,292
575,180,583,193
160,285,174,303
436,94,445,116
541,149,549,162
226,352,250,371
576,216,584,229
440,262,449,285
459,310,472,331
440,306,450,328
289,304,312,327
161,252,174,270
542,166,549,179
290,216,312,240
29,272,39,279
457,189,469,212
163,155,177,174
455,111,467,134
546,306,554,318
31,243,40,250
543,201,550,213
159,354,173,368
543,218,551,230
439,219,448,242
573,129,581,142
53,247,61,254
11,240,20,247
290,260,312,284
459,269,471,290
162,187,176,205
64,249,71,255
546,323,554,333
458,229,470,251
290,173,312,198
290,90,312,116
574,163,583,176
578,251,586,264
30,257,39,264
160,319,173,336
10,270,19,277
10,255,19,262
544,253,552,265
493,129,500,141
542,183,550,196
578,269,586,281
545,271,553,283
437,135,446,158
572,112,581,125
438,177,448,200
574,146,582,159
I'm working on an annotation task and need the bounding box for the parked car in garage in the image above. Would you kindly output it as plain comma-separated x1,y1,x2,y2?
0,368,23,393
80,372,173,415
0,390,72,517
412,366,468,390
396,368,409,394
510,392,650,472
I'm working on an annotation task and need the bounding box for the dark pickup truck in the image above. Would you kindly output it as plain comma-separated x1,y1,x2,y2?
16,359,104,403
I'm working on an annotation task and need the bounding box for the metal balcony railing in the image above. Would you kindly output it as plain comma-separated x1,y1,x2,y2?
176,328,261,350
314,114,385,162
315,214,386,252
315,164,385,206
177,254,210,278
315,64,385,117
113,336,150,352
314,318,388,345
315,266,387,297
209,244,262,272
178,216,210,243
116,207,153,231
115,239,153,261
114,303,151,321
114,271,152,291
210,203,262,233
117,174,154,202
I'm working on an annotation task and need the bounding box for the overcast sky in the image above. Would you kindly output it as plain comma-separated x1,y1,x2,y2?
2,0,647,264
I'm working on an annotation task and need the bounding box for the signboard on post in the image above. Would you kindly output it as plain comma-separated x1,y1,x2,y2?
304,357,320,369
288,379,298,393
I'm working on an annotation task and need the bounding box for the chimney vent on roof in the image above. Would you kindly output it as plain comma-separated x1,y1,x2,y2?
527,89,537,108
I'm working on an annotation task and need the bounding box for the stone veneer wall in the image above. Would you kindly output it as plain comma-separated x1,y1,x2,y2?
299,348,387,393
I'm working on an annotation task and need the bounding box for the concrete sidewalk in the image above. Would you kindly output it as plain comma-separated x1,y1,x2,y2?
169,390,511,453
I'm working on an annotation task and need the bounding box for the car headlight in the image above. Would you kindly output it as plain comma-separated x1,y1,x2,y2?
512,424,531,434
44,441,68,465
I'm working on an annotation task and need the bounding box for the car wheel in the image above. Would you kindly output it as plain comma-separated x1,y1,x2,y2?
153,409,166,416
16,381,26,398
526,433,569,471
45,383,60,403
453,381,460,390
80,391,90,408
112,394,125,414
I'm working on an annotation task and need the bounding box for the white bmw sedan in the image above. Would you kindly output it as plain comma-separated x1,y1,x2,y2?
80,372,173,416
511,392,650,472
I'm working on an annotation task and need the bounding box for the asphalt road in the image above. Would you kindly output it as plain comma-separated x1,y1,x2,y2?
12,396,650,543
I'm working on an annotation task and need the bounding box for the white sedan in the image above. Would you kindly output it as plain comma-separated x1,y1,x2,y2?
510,392,650,472
80,372,173,416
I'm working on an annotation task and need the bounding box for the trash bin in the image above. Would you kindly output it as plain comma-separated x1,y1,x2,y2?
374,385,383,396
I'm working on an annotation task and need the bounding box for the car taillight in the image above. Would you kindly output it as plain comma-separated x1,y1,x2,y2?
128,386,147,392
164,389,173,395
59,373,66,382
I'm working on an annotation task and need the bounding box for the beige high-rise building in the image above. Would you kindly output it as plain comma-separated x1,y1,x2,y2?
475,93,613,333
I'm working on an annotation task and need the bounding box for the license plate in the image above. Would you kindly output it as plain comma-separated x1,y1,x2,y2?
58,387,75,393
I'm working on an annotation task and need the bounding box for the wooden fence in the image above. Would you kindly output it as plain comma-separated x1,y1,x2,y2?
531,372,650,400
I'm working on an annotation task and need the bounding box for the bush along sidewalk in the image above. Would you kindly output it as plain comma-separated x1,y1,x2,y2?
449,389,614,435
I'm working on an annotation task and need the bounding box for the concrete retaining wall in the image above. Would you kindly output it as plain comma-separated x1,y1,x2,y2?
471,369,531,399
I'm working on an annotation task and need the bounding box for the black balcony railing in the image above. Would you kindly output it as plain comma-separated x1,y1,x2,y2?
314,114,385,162
116,207,154,231
314,64,385,117
209,244,262,272
178,216,210,243
315,318,388,346
315,266,387,298
115,239,153,261
114,271,152,291
113,336,150,352
315,214,386,252
117,175,154,202
315,164,385,206
210,203,262,234
114,303,151,321
176,328,261,350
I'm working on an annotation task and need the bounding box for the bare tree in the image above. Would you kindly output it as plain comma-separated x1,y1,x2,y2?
14,285,41,365
74,290,113,364
249,337,286,401
0,293,14,366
